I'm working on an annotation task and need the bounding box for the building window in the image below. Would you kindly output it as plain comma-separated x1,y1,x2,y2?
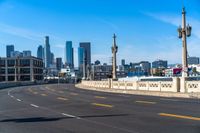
20,68,30,74
8,76,15,81
8,68,15,74
0,68,5,74
7,60,15,67
20,75,30,81
20,59,30,67
0,60,5,67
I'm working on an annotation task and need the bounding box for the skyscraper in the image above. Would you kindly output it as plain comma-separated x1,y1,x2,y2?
188,57,199,65
50,52,54,65
6,45,14,57
78,47,85,77
121,59,125,66
23,50,31,57
56,58,62,71
44,36,51,68
37,45,44,59
152,60,168,68
65,41,74,68
80,42,91,66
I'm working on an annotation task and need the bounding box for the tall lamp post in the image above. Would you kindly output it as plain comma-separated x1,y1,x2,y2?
177,7,192,77
111,34,118,80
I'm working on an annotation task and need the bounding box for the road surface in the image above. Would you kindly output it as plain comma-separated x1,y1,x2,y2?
0,84,200,133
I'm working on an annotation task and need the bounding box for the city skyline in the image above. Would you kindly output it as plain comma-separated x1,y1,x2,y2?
0,0,200,67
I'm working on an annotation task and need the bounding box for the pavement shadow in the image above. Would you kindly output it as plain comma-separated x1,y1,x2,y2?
0,114,130,123
0,117,67,123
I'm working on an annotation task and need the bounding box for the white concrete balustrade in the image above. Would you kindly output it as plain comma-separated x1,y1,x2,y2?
81,77,200,93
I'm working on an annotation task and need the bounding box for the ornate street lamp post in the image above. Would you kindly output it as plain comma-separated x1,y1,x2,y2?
177,7,192,77
111,34,118,80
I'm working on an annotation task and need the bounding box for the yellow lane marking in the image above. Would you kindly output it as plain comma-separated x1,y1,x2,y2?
57,97,68,101
41,94,47,96
70,93,78,96
135,100,156,104
58,91,64,93
94,96,107,99
159,113,200,121
33,92,38,94
92,103,113,108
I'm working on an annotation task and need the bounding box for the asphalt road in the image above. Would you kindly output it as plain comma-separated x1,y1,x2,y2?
0,84,200,133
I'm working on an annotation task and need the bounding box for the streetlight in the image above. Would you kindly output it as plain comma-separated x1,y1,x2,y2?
177,7,192,77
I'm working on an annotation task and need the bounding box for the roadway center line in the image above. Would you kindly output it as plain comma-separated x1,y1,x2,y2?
61,113,79,118
30,104,39,108
57,97,68,101
33,92,38,94
160,98,180,102
70,92,78,96
92,103,113,108
135,100,156,104
159,113,200,121
16,99,22,102
41,94,47,96
94,96,107,99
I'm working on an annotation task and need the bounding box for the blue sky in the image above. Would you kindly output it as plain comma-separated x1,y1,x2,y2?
0,0,200,67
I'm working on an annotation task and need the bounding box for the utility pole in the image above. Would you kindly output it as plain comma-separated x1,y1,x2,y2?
111,34,118,80
177,7,192,78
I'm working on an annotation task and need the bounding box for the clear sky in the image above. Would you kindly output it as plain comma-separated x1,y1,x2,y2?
0,0,199,67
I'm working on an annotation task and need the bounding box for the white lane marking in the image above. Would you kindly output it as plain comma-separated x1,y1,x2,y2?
30,104,39,108
160,98,180,102
10,96,14,98
16,99,22,102
61,113,80,119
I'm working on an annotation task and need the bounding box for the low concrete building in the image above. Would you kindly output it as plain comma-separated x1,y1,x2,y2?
0,56,43,82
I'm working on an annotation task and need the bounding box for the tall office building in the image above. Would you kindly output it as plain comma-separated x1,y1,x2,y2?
6,45,14,57
10,51,23,57
50,52,54,64
37,45,44,59
78,47,85,77
23,50,31,57
139,61,151,76
152,60,168,68
80,42,91,66
56,57,62,71
65,41,74,68
44,36,51,68
121,59,125,66
188,57,199,65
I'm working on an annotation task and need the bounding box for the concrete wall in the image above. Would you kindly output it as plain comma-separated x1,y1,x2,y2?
81,77,200,93
0,81,36,90
81,78,180,92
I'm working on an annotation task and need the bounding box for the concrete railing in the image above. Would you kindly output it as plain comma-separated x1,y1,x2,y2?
81,77,181,92
0,81,37,90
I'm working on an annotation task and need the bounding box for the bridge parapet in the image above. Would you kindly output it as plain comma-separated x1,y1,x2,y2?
81,77,200,93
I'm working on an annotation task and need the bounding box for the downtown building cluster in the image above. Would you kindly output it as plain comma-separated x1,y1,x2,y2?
36,36,92,81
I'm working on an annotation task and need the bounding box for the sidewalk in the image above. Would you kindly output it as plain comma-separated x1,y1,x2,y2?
76,84,200,99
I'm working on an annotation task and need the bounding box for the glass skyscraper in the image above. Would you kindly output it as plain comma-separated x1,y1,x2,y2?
37,45,44,59
44,36,51,68
65,41,74,68
6,45,14,57
78,47,85,77
80,42,91,66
